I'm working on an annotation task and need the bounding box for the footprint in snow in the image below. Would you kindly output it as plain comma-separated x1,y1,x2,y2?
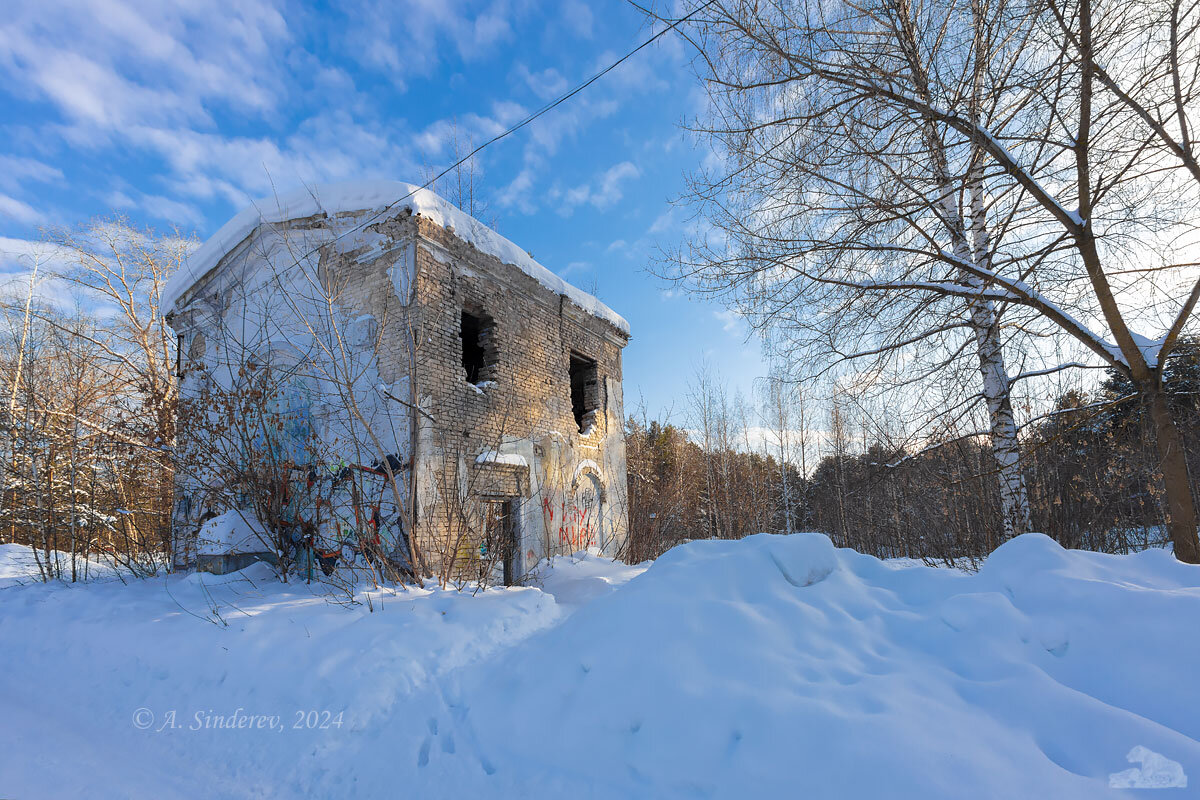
417,736,431,768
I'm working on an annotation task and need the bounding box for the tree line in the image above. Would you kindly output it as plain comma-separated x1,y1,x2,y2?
0,222,179,580
626,348,1199,565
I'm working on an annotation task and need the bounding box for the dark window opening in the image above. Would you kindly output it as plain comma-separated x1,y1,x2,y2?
461,308,496,384
569,352,600,433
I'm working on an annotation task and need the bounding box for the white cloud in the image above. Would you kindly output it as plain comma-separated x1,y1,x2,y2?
514,64,569,100
560,0,594,38
340,0,520,81
0,156,63,193
648,208,677,234
558,160,641,215
564,184,591,208
588,47,671,94
0,235,195,316
525,97,619,158
0,237,83,307
106,190,203,226
497,89,624,213
496,167,538,215
471,7,513,50
0,0,687,240
595,162,640,205
104,190,136,209
559,260,591,278
123,110,423,208
0,194,44,226
413,104,519,159
0,237,72,271
714,309,745,334
0,0,287,132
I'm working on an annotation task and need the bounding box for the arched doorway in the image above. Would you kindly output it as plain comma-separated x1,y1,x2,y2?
571,469,605,552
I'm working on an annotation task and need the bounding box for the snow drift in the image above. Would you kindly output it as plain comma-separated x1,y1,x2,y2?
0,533,1196,798
450,533,1200,797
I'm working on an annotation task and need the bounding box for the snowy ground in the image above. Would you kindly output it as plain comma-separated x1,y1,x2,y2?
0,533,1195,798
0,543,129,588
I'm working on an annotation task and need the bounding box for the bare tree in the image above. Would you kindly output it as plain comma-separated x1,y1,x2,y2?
656,0,1200,560
758,370,808,534
422,118,494,225
51,220,185,560
0,224,184,579
654,0,1038,541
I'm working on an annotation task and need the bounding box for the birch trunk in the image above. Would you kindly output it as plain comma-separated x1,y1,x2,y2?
966,297,1032,539
965,0,1031,540
967,166,1032,540
927,132,1032,542
900,0,1032,541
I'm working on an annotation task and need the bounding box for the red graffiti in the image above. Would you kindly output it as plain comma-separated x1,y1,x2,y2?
543,496,597,550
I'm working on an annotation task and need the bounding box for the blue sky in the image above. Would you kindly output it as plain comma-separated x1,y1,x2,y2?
0,0,768,420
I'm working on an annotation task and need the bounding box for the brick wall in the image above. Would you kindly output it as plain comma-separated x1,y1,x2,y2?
395,214,629,580
170,206,629,581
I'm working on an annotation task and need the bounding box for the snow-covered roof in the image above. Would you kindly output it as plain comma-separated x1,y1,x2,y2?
476,450,530,468
161,180,629,335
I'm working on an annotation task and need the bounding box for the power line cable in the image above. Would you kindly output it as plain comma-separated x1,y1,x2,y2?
235,2,714,282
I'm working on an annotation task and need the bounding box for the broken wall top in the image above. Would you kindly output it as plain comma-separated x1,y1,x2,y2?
161,180,630,336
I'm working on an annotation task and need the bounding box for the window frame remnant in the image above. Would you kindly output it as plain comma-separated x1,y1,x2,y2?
569,351,600,433
460,306,497,385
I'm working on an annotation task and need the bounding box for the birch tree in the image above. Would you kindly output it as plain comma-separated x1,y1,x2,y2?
656,0,1038,541
658,0,1200,560
759,372,807,534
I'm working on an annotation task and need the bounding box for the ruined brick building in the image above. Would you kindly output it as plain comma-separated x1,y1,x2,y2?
162,181,630,583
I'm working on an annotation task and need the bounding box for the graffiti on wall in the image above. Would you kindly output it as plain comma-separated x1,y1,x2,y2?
541,476,602,552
